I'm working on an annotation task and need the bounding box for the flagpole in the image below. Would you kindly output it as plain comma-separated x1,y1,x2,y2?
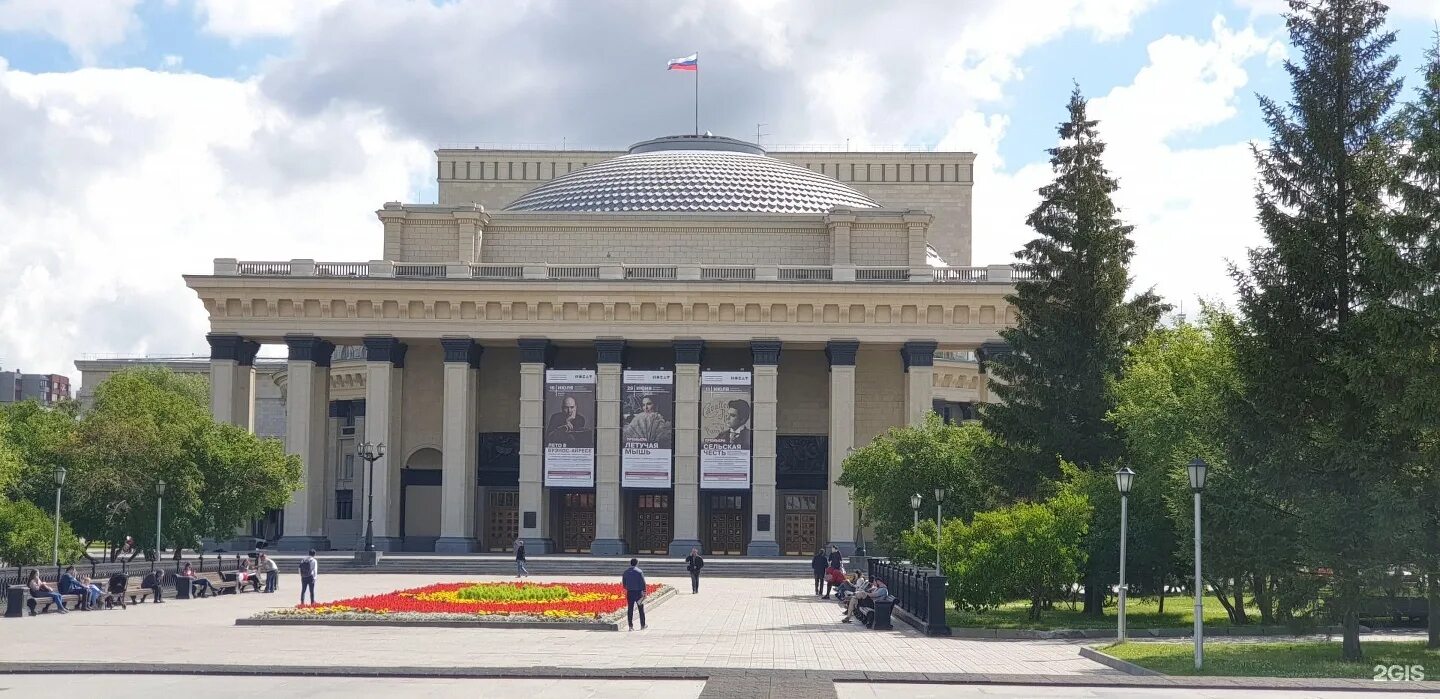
694,52,699,135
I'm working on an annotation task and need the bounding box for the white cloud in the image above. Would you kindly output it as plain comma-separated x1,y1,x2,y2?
194,0,348,40
964,15,1281,312
0,0,142,64
0,62,431,378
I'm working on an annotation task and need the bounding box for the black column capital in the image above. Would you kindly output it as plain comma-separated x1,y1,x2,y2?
285,335,336,368
595,339,626,365
518,338,551,364
207,334,260,366
976,339,1014,375
363,336,408,368
825,340,860,368
751,339,782,366
441,337,483,368
901,340,938,371
674,339,704,365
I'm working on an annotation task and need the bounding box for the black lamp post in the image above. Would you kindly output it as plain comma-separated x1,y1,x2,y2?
1187,457,1209,670
1114,466,1135,642
51,466,67,566
934,487,946,574
358,441,386,553
154,479,166,569
910,493,922,532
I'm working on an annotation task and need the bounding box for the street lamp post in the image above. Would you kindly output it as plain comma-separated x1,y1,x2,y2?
934,487,946,574
1187,458,1209,671
358,441,386,553
910,493,922,532
1114,466,1135,642
155,479,166,569
51,466,67,567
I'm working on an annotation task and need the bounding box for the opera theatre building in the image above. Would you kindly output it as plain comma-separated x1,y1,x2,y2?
186,134,1017,557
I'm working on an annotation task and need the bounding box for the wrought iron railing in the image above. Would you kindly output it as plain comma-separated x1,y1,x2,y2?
1,554,247,589
868,558,950,636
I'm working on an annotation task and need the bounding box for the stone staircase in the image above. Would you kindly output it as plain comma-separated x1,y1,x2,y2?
263,552,819,578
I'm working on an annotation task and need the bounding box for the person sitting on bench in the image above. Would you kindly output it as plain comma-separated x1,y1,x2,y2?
26,569,67,614
236,559,261,592
177,563,216,597
141,569,166,603
58,566,94,610
841,578,891,624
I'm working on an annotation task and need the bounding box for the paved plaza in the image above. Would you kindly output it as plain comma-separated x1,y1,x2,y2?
0,573,1110,675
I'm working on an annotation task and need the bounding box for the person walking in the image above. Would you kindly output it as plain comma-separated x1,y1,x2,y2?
260,553,279,593
514,538,529,577
811,549,828,597
684,548,704,594
299,549,318,605
622,558,647,631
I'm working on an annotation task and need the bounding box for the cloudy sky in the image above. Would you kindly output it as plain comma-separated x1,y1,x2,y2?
3,0,1440,382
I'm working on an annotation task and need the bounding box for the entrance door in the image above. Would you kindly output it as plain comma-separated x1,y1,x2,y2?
631,493,671,554
706,494,746,555
560,492,596,553
485,489,519,551
782,494,819,556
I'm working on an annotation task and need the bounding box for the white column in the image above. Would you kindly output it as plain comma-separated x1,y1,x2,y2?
592,339,626,554
668,340,703,555
206,334,259,432
826,340,859,554
518,338,553,552
903,340,938,426
748,340,781,556
437,338,480,552
279,335,333,550
363,336,406,552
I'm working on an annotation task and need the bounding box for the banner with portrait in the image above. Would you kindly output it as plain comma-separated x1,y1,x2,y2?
543,369,596,488
621,370,674,489
700,371,752,490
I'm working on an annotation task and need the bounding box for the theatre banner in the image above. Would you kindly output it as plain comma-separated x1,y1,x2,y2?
543,369,596,488
621,370,674,488
700,371,752,490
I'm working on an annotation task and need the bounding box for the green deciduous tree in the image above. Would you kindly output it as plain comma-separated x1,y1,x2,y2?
1235,0,1403,661
837,415,999,552
0,497,82,567
925,492,1092,619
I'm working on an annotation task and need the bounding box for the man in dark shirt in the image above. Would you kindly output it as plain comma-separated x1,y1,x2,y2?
621,558,647,631
811,549,829,597
141,569,166,603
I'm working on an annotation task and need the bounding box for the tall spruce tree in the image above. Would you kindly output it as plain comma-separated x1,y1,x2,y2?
1373,32,1440,648
981,87,1165,615
1233,0,1401,662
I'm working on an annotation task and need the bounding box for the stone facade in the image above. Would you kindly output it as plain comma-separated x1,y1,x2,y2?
183,135,1007,556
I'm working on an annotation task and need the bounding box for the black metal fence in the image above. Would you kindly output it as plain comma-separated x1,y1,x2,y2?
1,554,249,588
868,558,950,636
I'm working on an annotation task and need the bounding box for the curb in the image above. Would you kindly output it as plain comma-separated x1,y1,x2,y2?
1078,646,1163,676
234,585,676,632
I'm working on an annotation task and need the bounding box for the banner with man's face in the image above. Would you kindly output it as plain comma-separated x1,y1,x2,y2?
621,370,674,489
700,371,752,490
543,369,596,488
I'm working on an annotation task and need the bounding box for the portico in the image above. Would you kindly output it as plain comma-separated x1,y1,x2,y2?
185,133,1017,556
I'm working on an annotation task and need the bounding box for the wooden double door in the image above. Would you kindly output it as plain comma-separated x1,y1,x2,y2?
560,492,596,553
781,493,820,556
704,493,748,555
484,489,519,552
630,493,671,555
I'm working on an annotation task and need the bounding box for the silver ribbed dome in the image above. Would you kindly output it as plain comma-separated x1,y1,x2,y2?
505,135,880,213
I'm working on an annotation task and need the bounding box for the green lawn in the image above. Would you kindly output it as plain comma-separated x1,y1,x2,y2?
946,595,1242,630
1105,640,1440,679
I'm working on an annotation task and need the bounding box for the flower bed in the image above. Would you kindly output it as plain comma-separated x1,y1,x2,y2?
248,581,668,625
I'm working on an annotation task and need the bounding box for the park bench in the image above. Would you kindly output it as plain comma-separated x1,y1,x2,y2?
27,590,86,615
104,578,158,608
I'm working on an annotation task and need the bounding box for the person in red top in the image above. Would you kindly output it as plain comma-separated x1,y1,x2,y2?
824,566,847,599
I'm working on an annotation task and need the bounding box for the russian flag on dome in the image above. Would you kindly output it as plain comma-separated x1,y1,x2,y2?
668,53,698,71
